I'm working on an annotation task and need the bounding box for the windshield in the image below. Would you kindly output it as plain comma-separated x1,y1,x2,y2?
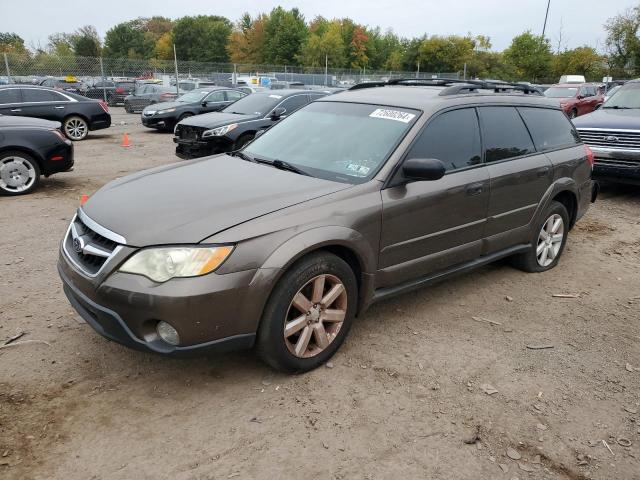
243,102,419,184
178,90,208,103
603,82,640,108
222,93,283,115
544,87,579,98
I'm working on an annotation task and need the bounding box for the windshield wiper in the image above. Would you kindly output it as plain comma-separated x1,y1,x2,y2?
231,151,256,162
271,160,310,176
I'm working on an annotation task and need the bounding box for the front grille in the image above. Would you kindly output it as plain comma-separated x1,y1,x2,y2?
175,124,206,141
64,215,120,276
577,129,640,149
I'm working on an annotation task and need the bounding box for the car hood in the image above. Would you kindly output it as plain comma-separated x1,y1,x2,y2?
82,155,351,246
0,115,60,129
572,108,640,130
179,111,257,129
143,101,185,112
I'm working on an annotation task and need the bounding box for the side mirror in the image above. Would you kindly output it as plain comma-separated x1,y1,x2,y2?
577,95,585,100
271,107,286,119
402,158,446,182
201,101,208,107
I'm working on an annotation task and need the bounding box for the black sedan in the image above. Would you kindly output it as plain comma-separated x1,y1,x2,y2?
0,86,111,141
0,115,74,195
141,87,246,132
174,89,327,158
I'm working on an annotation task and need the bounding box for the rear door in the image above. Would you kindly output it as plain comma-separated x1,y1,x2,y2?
378,107,489,287
479,106,553,253
0,88,23,116
19,88,70,121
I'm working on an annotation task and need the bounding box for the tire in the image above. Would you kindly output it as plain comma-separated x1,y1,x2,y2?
0,151,41,196
63,116,89,141
178,113,193,122
512,201,569,273
233,133,255,151
257,252,358,373
124,104,132,113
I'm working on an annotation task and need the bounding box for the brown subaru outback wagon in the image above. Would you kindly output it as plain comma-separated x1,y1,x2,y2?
58,79,597,373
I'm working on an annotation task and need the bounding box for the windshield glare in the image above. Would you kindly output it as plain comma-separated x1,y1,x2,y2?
544,87,579,98
178,90,208,103
244,102,419,184
603,83,640,108
223,93,282,115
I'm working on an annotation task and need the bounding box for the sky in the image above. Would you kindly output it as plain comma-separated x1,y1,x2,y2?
1,0,637,52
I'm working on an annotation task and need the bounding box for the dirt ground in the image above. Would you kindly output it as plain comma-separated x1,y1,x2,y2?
1,108,639,480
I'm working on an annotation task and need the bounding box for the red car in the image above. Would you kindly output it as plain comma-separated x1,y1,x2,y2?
544,83,603,118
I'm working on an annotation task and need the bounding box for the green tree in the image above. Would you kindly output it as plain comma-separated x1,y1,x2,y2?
172,15,232,62
418,35,475,73
503,31,552,81
70,25,101,57
263,7,308,64
227,13,268,64
553,46,604,81
47,33,74,56
103,21,147,58
0,32,28,55
604,7,640,74
298,20,345,68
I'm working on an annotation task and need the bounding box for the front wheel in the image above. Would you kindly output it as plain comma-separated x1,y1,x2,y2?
63,116,89,141
0,151,41,195
257,252,357,373
512,201,569,272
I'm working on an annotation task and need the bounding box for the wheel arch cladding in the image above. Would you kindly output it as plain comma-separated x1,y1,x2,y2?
552,190,578,228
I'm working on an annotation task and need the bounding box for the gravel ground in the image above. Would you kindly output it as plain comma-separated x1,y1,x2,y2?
1,108,639,480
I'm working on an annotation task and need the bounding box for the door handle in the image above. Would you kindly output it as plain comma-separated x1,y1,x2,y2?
54,106,65,109
537,166,550,177
10,108,21,112
465,182,484,196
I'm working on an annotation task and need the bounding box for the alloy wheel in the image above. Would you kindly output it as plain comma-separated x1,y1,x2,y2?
0,156,36,193
536,214,564,267
284,274,347,358
64,118,88,140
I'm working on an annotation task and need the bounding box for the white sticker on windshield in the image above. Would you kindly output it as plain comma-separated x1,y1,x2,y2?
369,108,415,123
345,163,371,177
269,94,283,99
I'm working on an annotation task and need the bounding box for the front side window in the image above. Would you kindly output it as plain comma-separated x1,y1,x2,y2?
0,88,21,104
225,90,245,101
178,90,208,103
478,107,535,162
204,91,226,103
279,95,309,114
244,102,419,184
405,108,481,171
519,107,581,151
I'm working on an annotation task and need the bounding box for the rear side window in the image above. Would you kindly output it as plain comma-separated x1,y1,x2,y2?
478,107,535,162
0,89,21,104
22,89,63,102
518,107,581,151
405,108,481,171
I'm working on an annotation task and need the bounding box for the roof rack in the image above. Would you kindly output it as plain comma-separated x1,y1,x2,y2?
348,77,542,96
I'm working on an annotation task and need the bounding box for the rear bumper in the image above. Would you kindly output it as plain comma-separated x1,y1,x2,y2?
42,140,74,176
89,112,111,131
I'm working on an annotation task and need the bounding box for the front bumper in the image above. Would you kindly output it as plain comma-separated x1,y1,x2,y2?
590,146,640,185
142,114,174,129
174,137,232,159
57,250,275,356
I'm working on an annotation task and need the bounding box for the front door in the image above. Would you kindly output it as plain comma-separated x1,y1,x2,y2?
378,107,490,288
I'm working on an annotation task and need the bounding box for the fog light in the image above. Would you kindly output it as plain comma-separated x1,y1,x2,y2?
156,321,180,346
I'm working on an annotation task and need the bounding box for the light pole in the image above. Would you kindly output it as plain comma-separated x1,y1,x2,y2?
542,0,551,38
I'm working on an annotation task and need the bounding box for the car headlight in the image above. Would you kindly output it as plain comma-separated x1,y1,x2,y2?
202,123,238,138
119,246,234,283
156,108,176,114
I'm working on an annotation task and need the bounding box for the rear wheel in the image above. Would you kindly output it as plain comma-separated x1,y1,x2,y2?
257,252,357,373
0,151,41,196
512,201,569,272
63,116,89,141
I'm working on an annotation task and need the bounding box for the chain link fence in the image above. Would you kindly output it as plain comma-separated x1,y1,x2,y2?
1,53,459,100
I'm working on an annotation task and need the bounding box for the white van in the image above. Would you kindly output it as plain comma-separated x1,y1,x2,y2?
559,75,586,84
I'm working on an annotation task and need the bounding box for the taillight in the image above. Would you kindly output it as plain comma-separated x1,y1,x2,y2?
585,144,594,168
98,101,109,113
115,87,124,93
51,129,66,141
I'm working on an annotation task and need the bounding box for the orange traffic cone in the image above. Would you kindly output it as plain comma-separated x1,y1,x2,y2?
79,194,89,206
121,133,131,148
